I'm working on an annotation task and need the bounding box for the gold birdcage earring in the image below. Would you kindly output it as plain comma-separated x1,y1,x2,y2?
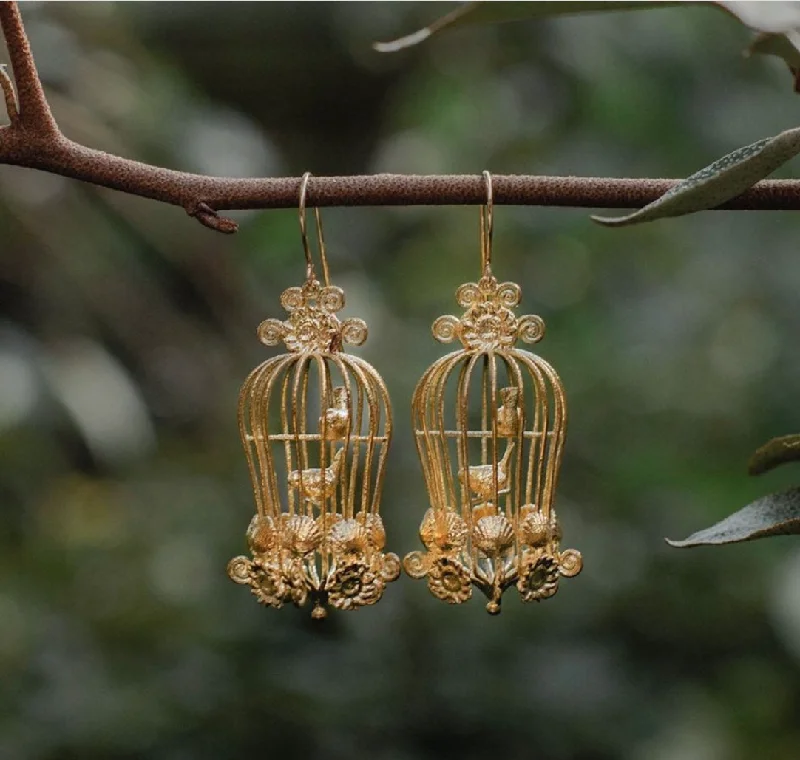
227,173,400,620
404,171,582,614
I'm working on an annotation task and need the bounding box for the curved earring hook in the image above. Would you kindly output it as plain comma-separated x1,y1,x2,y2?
298,172,330,287
480,170,493,277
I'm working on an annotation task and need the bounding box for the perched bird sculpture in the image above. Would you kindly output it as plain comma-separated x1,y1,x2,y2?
288,447,345,504
459,442,516,500
320,386,350,440
496,386,521,437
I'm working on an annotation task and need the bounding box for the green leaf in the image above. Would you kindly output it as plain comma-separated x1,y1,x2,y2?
591,127,800,227
373,1,693,53
748,434,800,476
666,488,800,547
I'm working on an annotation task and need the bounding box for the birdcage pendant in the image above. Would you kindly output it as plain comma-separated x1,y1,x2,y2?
404,173,582,614
227,176,399,619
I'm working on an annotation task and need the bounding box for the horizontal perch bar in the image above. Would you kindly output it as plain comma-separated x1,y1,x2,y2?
416,430,555,438
246,433,389,443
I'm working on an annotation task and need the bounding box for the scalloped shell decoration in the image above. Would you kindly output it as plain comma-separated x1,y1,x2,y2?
406,272,582,614
228,278,399,619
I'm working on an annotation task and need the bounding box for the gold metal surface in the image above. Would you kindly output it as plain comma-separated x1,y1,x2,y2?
404,171,582,614
228,173,399,619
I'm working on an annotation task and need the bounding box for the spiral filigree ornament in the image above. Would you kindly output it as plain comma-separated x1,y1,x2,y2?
379,552,402,582
432,315,460,343
257,318,285,347
517,314,546,344
317,285,345,313
456,282,481,308
402,550,429,580
227,555,252,585
557,548,583,577
341,318,368,346
280,286,306,311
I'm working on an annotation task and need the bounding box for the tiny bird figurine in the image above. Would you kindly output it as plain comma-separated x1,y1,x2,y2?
459,442,516,501
288,447,345,504
497,386,521,437
320,386,350,440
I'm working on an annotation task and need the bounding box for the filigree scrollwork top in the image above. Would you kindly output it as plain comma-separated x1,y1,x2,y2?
431,274,545,350
257,279,368,353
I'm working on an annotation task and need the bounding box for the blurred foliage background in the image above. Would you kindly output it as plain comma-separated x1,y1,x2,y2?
1,2,800,759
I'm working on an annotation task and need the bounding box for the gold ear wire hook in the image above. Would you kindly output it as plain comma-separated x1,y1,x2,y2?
480,170,494,278
298,172,331,287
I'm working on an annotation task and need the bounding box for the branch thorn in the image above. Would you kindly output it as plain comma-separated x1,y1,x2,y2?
187,201,239,234
0,63,18,123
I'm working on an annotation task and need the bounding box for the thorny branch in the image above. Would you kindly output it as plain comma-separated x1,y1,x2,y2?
3,0,800,234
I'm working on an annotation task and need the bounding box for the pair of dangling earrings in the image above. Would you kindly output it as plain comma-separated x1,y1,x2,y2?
227,172,582,619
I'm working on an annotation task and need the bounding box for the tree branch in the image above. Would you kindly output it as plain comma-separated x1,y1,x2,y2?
3,0,800,235
0,1,56,134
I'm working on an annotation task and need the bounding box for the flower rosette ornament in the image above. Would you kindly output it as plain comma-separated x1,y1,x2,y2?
227,556,291,609
427,556,473,604
517,554,560,602
327,561,385,610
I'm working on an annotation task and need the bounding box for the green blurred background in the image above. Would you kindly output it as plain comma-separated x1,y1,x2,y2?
1,2,800,759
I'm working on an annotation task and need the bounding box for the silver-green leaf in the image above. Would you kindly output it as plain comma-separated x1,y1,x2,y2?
373,1,692,53
592,127,800,227
748,31,800,69
746,32,800,92
666,488,800,547
748,433,800,476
